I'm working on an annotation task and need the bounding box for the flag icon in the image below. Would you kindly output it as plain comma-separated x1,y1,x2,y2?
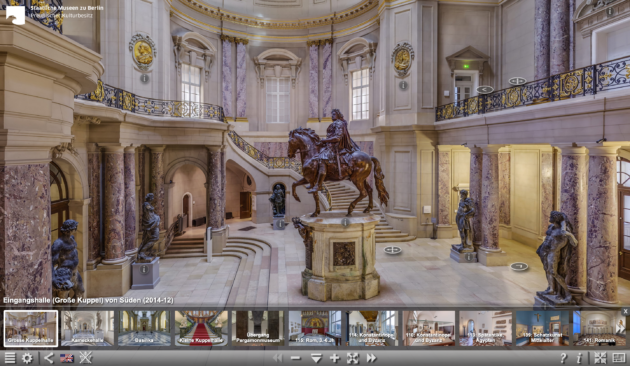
61,354,74,363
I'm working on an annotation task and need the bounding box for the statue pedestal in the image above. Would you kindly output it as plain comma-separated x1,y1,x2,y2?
95,330,104,341
131,257,160,289
534,294,578,310
449,248,478,263
477,249,508,267
299,211,380,301
64,329,73,341
273,215,286,230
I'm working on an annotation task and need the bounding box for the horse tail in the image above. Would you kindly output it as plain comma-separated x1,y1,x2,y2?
370,157,389,207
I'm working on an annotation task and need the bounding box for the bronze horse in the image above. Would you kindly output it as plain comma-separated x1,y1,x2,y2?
288,127,389,217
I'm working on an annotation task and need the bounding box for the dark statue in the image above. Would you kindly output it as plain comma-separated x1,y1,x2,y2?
288,109,389,217
52,219,85,303
136,193,160,263
293,217,314,296
536,211,578,306
269,184,286,216
451,189,476,253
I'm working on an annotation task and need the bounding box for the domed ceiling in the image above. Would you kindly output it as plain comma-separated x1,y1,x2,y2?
198,0,367,21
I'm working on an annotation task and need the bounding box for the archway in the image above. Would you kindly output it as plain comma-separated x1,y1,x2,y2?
182,193,193,228
226,160,256,221
166,163,207,232
50,162,69,242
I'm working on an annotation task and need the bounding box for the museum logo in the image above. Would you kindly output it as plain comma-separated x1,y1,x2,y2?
5,6,25,25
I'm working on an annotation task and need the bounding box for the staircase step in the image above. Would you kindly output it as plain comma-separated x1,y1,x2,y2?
172,238,205,243
375,235,416,243
376,232,410,238
161,253,206,258
168,244,204,250
375,229,401,234
165,248,204,254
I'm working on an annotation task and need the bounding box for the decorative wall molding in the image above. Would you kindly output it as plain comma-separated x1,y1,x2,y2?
445,45,490,77
73,115,101,125
575,0,630,37
255,0,302,7
391,42,414,78
129,33,157,72
337,35,378,85
173,31,217,80
254,48,302,88
51,139,79,159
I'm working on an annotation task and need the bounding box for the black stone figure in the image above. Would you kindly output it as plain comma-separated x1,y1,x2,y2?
52,219,85,304
269,184,286,216
451,189,476,253
136,193,160,263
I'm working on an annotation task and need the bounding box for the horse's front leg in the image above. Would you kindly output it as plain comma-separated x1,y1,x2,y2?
310,192,321,217
292,177,309,202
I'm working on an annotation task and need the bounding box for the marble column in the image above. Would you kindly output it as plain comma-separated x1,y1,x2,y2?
559,146,587,294
584,146,621,306
0,163,51,299
124,146,137,255
321,39,333,121
550,0,570,75
480,145,501,252
308,40,320,122
236,39,248,122
87,143,101,264
207,146,224,229
541,150,554,235
101,146,127,264
149,146,166,231
437,147,451,226
221,36,233,120
535,0,551,80
498,148,511,227
137,146,145,209
469,146,483,245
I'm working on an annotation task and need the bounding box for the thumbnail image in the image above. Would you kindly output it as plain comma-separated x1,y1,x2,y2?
118,311,171,346
288,311,342,346
573,311,626,346
515,311,569,346
61,311,114,346
459,311,512,346
403,311,455,346
176,311,228,346
4,310,58,348
232,311,284,346
348,311,398,346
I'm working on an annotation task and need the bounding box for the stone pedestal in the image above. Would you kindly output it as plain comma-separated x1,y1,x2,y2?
477,249,508,267
211,226,228,254
95,330,104,341
450,248,478,263
85,258,131,297
273,216,286,230
65,329,73,341
299,211,380,301
534,295,578,310
131,257,160,290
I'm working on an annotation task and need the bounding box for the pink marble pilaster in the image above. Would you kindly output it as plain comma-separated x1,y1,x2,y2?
222,38,233,119
469,147,483,244
540,151,554,234
137,146,145,209
321,40,333,119
550,0,570,75
480,146,501,252
87,143,101,263
308,42,319,119
236,41,247,119
498,149,511,226
437,149,451,225
207,147,225,229
0,163,51,299
559,146,587,292
585,146,620,305
124,146,137,254
535,0,551,80
150,146,166,231
102,146,126,264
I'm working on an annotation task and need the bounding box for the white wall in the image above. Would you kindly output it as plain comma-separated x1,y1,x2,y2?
501,0,535,85
169,164,207,224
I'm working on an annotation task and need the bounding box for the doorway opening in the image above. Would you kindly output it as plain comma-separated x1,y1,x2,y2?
617,157,630,280
240,192,252,219
182,193,192,228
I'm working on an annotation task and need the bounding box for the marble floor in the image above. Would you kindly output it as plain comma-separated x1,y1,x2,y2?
80,218,630,308
118,331,171,346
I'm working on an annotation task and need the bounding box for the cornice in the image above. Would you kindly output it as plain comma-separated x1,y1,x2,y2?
178,0,377,30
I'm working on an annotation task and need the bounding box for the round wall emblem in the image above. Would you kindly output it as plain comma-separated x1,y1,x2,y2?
129,33,157,71
391,42,415,77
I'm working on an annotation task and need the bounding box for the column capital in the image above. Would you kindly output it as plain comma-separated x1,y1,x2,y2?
86,143,100,153
206,145,222,153
585,145,621,156
478,144,505,154
146,145,166,153
124,146,136,153
436,145,452,152
557,145,587,155
100,145,125,153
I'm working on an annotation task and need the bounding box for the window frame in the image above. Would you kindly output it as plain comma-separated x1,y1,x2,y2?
350,68,370,121
181,63,203,117
330,311,341,335
266,77,291,124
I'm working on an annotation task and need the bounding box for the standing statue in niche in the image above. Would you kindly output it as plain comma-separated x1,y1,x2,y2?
536,211,578,305
96,311,102,331
269,184,286,217
52,219,85,305
451,189,476,253
136,193,160,263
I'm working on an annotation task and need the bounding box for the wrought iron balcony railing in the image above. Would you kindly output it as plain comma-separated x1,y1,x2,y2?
436,55,630,122
228,130,302,174
75,80,225,122
2,0,63,34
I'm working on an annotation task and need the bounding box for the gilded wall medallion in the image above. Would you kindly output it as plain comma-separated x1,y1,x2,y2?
391,42,415,77
129,34,157,71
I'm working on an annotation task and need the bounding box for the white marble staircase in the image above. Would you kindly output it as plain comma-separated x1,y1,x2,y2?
325,181,416,243
163,236,205,258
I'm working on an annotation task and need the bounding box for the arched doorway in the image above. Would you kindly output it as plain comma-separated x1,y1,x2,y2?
467,320,475,336
166,163,207,230
50,162,69,242
182,193,192,228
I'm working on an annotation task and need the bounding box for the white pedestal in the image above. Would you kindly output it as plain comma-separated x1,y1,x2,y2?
95,330,104,341
131,257,160,289
299,211,380,301
65,329,73,341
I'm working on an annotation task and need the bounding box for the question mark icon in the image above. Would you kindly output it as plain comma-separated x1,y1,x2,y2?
560,353,567,364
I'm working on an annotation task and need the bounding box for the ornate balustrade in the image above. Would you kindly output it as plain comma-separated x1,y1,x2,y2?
228,130,302,174
75,80,225,122
436,55,630,122
2,0,63,34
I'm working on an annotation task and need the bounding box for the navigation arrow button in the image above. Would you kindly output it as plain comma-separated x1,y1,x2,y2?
273,353,283,363
367,353,377,363
311,354,322,363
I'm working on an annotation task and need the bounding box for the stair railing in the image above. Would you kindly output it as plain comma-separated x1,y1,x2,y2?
228,130,302,174
161,214,183,255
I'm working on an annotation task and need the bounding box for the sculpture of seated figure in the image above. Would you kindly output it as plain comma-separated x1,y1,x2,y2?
52,219,85,303
536,211,578,305
452,189,476,253
136,193,160,263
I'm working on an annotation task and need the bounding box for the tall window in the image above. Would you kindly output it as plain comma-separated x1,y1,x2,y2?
454,75,472,101
351,69,369,120
266,77,290,123
50,162,69,242
330,311,341,335
181,64,202,116
381,311,395,335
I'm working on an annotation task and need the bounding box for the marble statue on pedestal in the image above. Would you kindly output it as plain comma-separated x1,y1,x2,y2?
52,219,85,303
536,211,578,306
269,184,285,216
96,311,102,330
136,193,160,263
452,189,476,253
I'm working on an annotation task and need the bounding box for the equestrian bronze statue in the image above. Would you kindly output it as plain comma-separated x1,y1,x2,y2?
288,109,389,217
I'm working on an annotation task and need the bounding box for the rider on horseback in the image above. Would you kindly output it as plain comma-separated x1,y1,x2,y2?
307,109,360,193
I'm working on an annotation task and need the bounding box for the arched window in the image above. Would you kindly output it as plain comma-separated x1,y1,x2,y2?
50,162,69,242
618,158,630,187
